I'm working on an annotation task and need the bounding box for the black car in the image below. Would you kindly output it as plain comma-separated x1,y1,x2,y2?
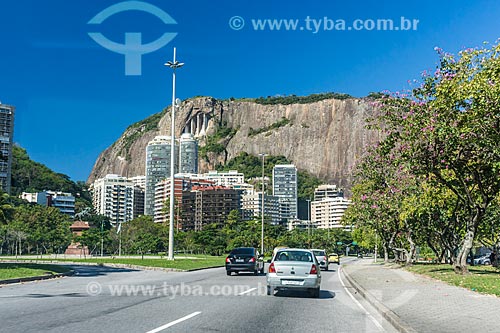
225,247,264,276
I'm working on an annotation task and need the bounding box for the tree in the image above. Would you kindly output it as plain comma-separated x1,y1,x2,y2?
120,216,163,256
377,42,500,273
12,204,72,255
76,228,101,257
344,144,420,265
0,192,15,225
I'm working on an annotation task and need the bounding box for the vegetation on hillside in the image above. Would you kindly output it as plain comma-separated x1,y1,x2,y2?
199,121,238,160
254,92,352,105
121,109,167,160
248,117,291,137
11,146,89,201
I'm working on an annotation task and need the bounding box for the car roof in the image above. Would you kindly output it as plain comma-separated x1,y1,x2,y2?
276,248,314,252
310,249,326,251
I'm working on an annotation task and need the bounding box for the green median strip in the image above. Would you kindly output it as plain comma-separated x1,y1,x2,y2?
3,256,225,271
0,263,71,280
405,264,500,297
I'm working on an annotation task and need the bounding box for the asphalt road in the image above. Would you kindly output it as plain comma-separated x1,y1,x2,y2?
0,258,397,332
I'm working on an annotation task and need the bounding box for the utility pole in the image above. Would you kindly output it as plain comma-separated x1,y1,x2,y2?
259,153,268,255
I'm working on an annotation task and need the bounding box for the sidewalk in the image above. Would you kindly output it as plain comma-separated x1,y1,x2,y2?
342,259,500,333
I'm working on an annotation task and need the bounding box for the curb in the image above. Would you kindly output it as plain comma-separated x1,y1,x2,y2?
186,265,224,272
341,264,418,333
1,260,223,273
0,269,75,285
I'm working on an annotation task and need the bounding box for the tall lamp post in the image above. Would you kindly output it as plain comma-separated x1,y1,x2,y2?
259,153,268,255
306,198,311,246
165,47,184,261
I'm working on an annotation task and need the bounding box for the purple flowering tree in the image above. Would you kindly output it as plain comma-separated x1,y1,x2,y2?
376,42,500,274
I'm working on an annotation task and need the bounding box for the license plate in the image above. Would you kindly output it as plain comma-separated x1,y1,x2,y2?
236,259,244,263
282,280,302,286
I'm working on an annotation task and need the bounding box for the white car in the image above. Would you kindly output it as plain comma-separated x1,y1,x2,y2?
266,248,321,298
311,249,329,270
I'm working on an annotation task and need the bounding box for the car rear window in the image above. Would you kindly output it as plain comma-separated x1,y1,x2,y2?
275,251,313,262
313,250,326,256
230,248,254,255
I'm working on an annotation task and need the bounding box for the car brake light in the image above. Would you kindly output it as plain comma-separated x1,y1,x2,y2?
225,257,231,263
249,257,256,263
268,262,276,273
309,264,318,275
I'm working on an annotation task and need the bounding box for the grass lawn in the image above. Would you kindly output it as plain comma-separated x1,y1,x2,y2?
0,263,71,280
3,255,225,271
405,264,500,297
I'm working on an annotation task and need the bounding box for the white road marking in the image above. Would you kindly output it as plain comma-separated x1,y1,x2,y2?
238,287,257,296
338,267,384,331
146,311,201,333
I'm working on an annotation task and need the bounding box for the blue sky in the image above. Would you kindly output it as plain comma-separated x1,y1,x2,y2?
1,0,499,181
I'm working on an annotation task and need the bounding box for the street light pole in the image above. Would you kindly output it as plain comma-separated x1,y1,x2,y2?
306,198,311,246
100,220,104,257
165,47,184,261
259,153,267,255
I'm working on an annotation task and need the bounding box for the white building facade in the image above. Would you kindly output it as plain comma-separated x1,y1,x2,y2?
311,197,351,229
91,174,134,225
202,170,244,187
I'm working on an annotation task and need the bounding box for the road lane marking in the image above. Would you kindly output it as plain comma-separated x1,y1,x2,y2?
146,311,201,333
238,287,257,296
338,267,384,331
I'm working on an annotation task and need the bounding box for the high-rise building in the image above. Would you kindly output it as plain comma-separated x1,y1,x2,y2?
311,197,352,229
129,175,146,218
0,103,14,194
272,164,298,222
181,186,241,231
91,174,134,225
20,190,75,218
178,133,198,174
153,176,214,225
241,192,282,225
132,186,145,218
314,184,343,201
145,136,179,216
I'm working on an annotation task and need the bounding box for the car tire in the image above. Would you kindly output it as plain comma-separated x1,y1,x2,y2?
260,266,265,274
267,286,273,296
325,265,329,271
226,271,231,276
313,288,320,298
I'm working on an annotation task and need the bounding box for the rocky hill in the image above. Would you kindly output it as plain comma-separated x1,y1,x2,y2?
87,96,381,190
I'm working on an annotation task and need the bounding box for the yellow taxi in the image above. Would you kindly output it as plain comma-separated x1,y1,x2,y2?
328,253,340,264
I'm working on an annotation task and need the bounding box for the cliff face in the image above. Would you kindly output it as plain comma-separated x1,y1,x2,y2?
87,97,380,189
